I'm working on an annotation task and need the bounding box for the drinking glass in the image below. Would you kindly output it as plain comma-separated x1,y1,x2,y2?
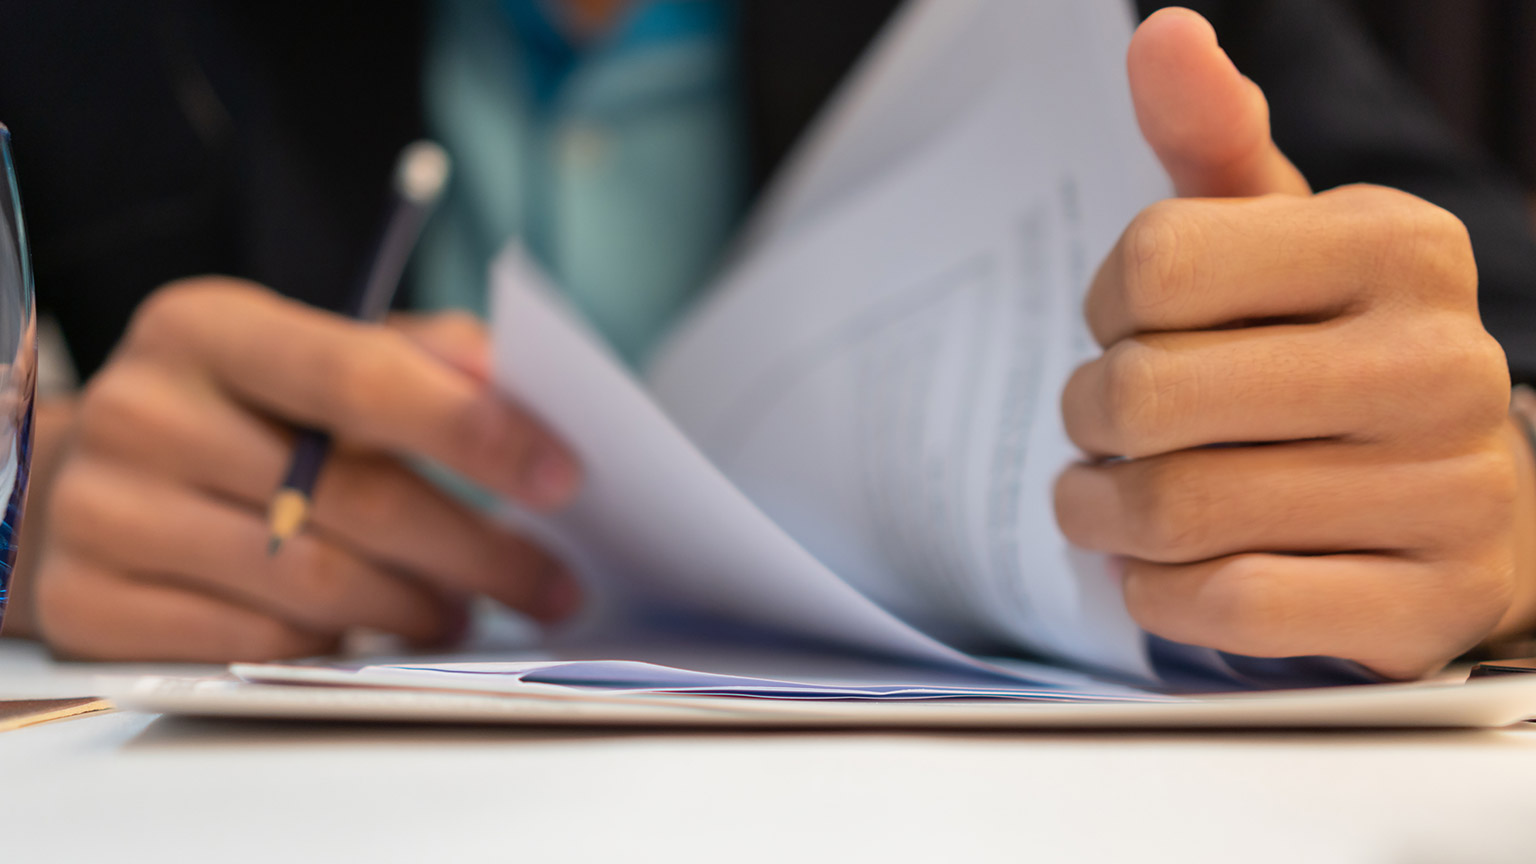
0,125,37,631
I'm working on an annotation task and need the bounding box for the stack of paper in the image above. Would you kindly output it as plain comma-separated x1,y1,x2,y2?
110,0,1536,727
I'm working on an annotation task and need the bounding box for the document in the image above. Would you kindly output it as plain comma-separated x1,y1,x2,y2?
231,652,1162,702
116,660,1536,729
489,0,1170,694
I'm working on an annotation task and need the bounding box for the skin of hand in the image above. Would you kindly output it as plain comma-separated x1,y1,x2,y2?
4,278,584,661
1054,8,1536,680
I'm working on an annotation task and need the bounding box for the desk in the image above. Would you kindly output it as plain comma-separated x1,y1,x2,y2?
3,641,1536,864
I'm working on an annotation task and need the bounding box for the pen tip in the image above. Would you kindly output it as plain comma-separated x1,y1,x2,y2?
265,489,310,557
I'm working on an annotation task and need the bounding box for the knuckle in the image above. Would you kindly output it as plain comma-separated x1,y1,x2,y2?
324,330,413,428
1052,468,1091,546
323,459,410,528
1053,464,1115,550
1458,551,1517,612
1331,183,1423,222
1198,556,1288,647
1471,327,1510,401
1120,201,1203,325
37,616,97,660
124,278,250,352
31,562,90,652
123,285,198,350
1119,564,1159,626
429,310,486,342
74,365,162,454
1406,318,1510,435
1411,207,1477,305
1461,555,1519,628
1339,186,1477,304
1118,559,1271,647
1333,182,1416,208
1124,460,1212,561
45,464,90,524
1101,340,1169,456
1473,444,1520,515
452,397,528,471
391,310,487,354
1446,445,1520,542
74,372,123,435
1371,562,1511,678
1125,557,1282,651
1458,332,1513,429
45,464,114,548
275,540,355,628
1061,361,1100,452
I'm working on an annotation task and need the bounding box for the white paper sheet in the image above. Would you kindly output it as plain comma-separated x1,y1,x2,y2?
491,0,1169,684
494,248,988,673
652,0,1166,674
233,657,1162,703
116,665,1536,730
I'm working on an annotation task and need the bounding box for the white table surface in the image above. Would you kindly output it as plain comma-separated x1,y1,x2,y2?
4,639,1536,864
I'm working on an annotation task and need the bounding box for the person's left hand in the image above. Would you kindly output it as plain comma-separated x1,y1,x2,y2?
1054,8,1536,680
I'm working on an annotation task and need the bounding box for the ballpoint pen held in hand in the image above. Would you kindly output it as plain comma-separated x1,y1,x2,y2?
266,141,451,555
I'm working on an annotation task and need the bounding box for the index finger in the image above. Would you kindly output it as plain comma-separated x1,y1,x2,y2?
1084,186,1463,347
126,278,580,509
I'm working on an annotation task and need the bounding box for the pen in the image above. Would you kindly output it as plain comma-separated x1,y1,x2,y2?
265,140,451,555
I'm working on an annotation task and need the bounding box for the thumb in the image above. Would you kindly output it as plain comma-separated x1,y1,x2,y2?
1127,7,1310,198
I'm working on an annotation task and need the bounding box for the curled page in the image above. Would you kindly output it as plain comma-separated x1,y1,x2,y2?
494,250,994,674
494,0,1166,680
236,658,1163,703
649,0,1166,674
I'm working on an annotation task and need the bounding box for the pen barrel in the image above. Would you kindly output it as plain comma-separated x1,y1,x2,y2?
279,430,333,494
269,141,446,542
350,195,433,322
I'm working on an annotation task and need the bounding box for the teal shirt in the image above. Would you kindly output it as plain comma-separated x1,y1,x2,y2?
417,0,744,365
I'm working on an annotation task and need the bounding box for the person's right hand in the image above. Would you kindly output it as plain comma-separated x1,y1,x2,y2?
28,277,583,661
1054,8,1527,679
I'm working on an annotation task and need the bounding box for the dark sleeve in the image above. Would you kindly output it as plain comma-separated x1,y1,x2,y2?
0,1,235,379
1139,0,1536,382
737,0,900,194
0,1,425,380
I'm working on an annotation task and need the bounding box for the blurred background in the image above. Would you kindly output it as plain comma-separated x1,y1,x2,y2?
7,0,1536,391
1350,0,1536,220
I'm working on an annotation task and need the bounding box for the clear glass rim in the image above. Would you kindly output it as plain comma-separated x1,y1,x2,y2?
0,125,35,314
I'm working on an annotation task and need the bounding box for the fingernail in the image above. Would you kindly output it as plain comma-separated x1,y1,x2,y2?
534,573,584,623
523,445,581,510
